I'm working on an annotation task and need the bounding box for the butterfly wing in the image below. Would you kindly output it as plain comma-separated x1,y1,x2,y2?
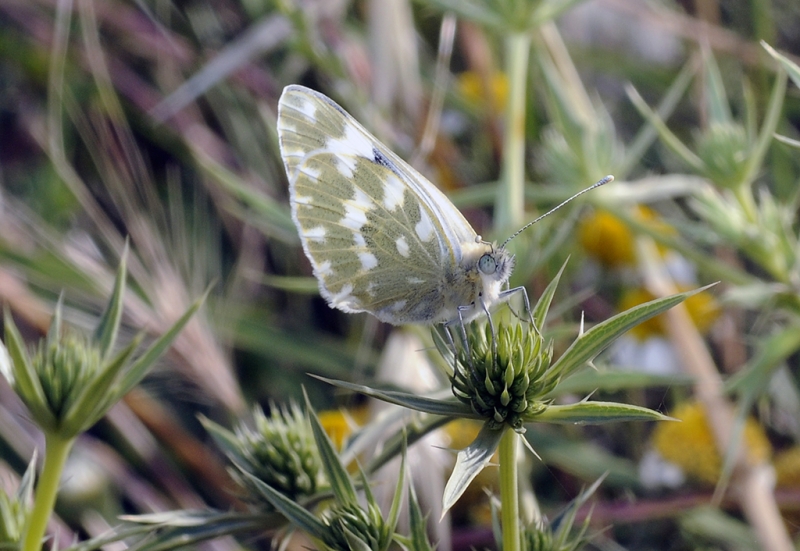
278,85,480,324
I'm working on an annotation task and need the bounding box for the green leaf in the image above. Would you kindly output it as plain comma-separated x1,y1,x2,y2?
198,416,245,464
620,60,695,177
531,401,673,424
443,422,506,514
46,296,63,349
77,510,277,551
343,526,373,551
61,334,143,435
726,324,800,401
626,84,705,174
2,309,57,431
383,444,406,543
774,134,800,149
92,244,127,360
311,375,476,418
679,506,760,549
259,274,319,294
550,284,716,379
243,473,330,542
304,389,358,505
404,478,435,551
741,61,787,185
762,41,800,90
547,369,694,398
701,47,732,126
532,257,567,330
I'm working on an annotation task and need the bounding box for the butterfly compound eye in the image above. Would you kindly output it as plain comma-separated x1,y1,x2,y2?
478,253,497,275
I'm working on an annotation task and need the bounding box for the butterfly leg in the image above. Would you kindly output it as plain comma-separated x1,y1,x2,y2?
450,305,475,370
499,286,535,327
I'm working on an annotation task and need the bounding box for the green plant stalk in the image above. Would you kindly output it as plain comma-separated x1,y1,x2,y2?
733,183,758,224
22,433,75,551
499,428,520,551
497,32,530,233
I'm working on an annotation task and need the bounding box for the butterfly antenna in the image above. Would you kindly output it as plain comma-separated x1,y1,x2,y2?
499,175,614,249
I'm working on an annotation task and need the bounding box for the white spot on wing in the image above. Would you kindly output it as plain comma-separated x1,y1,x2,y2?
353,232,367,247
359,252,378,271
342,204,367,230
331,284,359,309
327,124,374,158
415,207,435,242
295,97,317,121
304,226,326,243
353,187,373,209
335,156,357,178
407,277,425,284
391,300,407,311
316,259,333,277
383,174,404,210
342,188,374,231
395,236,410,257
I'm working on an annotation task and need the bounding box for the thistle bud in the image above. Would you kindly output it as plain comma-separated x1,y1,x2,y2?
450,322,554,431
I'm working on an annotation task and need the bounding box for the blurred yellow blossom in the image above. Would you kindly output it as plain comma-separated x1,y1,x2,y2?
443,418,497,525
652,402,771,485
619,285,720,340
579,206,677,268
579,210,636,268
318,406,370,451
775,446,800,487
457,71,508,113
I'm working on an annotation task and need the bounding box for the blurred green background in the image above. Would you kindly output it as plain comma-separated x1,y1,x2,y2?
1,0,799,549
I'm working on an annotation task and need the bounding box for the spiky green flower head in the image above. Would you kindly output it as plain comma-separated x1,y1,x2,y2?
320,499,390,551
696,122,749,188
0,457,35,549
449,321,554,431
31,331,102,421
230,404,322,502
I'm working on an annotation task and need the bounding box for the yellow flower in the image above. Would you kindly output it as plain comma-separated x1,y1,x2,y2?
578,210,636,268
318,406,370,451
775,446,800,487
457,71,508,113
578,207,678,268
443,419,497,525
652,402,771,485
619,285,720,340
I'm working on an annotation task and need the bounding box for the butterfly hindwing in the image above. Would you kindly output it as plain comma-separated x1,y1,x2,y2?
278,85,484,324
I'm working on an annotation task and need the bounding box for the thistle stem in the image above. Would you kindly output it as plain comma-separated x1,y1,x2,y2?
22,433,74,551
497,32,530,233
499,428,520,551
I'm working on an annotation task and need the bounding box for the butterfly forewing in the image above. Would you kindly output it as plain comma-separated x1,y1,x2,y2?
278,85,482,324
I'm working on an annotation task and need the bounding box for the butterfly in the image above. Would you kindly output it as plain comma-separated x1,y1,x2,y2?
277,85,611,326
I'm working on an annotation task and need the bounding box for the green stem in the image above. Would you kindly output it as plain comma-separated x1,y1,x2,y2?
22,433,75,551
733,183,758,225
497,32,531,234
499,428,520,551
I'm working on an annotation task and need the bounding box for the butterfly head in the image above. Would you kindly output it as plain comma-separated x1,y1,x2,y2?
462,238,515,308
477,243,515,283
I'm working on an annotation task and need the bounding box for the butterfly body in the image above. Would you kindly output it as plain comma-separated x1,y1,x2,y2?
278,85,514,326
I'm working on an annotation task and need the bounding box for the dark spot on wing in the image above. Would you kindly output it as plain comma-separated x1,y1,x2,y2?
372,148,404,179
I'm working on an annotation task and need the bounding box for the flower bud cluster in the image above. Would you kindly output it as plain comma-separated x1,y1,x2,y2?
450,322,554,430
